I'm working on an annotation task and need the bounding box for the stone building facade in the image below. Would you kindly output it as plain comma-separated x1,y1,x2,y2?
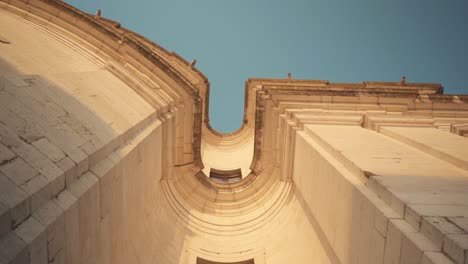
0,1,468,264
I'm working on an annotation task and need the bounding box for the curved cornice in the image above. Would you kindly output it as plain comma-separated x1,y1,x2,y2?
4,0,468,186
2,0,207,168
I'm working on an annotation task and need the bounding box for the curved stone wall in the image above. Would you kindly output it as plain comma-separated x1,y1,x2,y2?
2,1,468,264
0,1,333,263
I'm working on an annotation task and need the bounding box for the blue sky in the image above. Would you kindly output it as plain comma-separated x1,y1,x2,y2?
66,0,468,133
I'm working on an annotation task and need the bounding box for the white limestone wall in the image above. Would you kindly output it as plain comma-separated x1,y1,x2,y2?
4,2,467,264
0,6,155,135
0,4,335,264
161,161,335,263
0,114,169,263
176,193,335,264
95,120,190,264
0,5,180,263
293,130,390,264
0,4,333,264
293,124,468,264
261,192,337,264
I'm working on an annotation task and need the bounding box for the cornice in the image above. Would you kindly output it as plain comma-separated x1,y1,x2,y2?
1,0,210,166
246,79,468,176
3,0,468,188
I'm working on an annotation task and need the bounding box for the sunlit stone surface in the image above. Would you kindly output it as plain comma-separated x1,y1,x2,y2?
1,1,468,264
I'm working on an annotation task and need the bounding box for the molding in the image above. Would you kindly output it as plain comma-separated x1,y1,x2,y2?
450,123,468,137
3,0,468,189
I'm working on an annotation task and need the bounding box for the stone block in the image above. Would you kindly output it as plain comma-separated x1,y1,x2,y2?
443,234,468,264
45,172,66,202
68,174,90,198
421,217,464,249
385,194,405,218
68,172,100,263
357,196,377,264
32,201,64,233
32,200,65,263
420,252,454,264
90,158,115,179
44,123,87,154
22,79,68,121
406,205,423,230
55,191,79,264
55,191,77,213
65,147,88,178
55,157,77,187
16,143,64,182
0,157,39,185
410,204,468,218
58,114,95,142
79,138,106,167
369,230,385,264
370,184,401,235
108,151,124,166
0,90,59,136
5,79,66,124
400,231,439,264
91,158,116,220
14,217,47,264
449,217,468,233
31,137,65,163
0,173,30,228
0,103,44,144
8,140,65,195
375,205,400,238
0,232,28,264
384,219,417,264
19,174,48,212
0,203,11,237
0,143,15,164
375,210,389,237
0,122,23,149
368,176,393,205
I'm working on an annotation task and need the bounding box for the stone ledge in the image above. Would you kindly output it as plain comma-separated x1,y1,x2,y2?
0,117,161,264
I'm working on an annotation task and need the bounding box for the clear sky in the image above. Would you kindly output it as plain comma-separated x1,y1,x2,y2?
66,0,468,133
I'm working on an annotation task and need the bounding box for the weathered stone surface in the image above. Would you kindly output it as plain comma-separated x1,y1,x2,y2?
384,219,415,264
14,217,47,264
31,137,65,163
0,232,28,264
2,1,468,264
19,174,49,212
421,217,464,249
0,202,11,237
0,172,30,228
32,201,65,263
449,217,468,233
444,234,468,264
400,231,439,264
12,141,64,185
55,157,77,187
0,101,45,144
0,143,15,164
421,252,454,264
65,147,88,178
0,157,39,185
55,190,79,264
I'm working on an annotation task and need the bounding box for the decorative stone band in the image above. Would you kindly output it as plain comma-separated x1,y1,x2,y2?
3,0,468,189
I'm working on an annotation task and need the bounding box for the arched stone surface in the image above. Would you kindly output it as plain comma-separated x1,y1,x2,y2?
1,1,468,264
201,126,254,178
0,2,332,263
